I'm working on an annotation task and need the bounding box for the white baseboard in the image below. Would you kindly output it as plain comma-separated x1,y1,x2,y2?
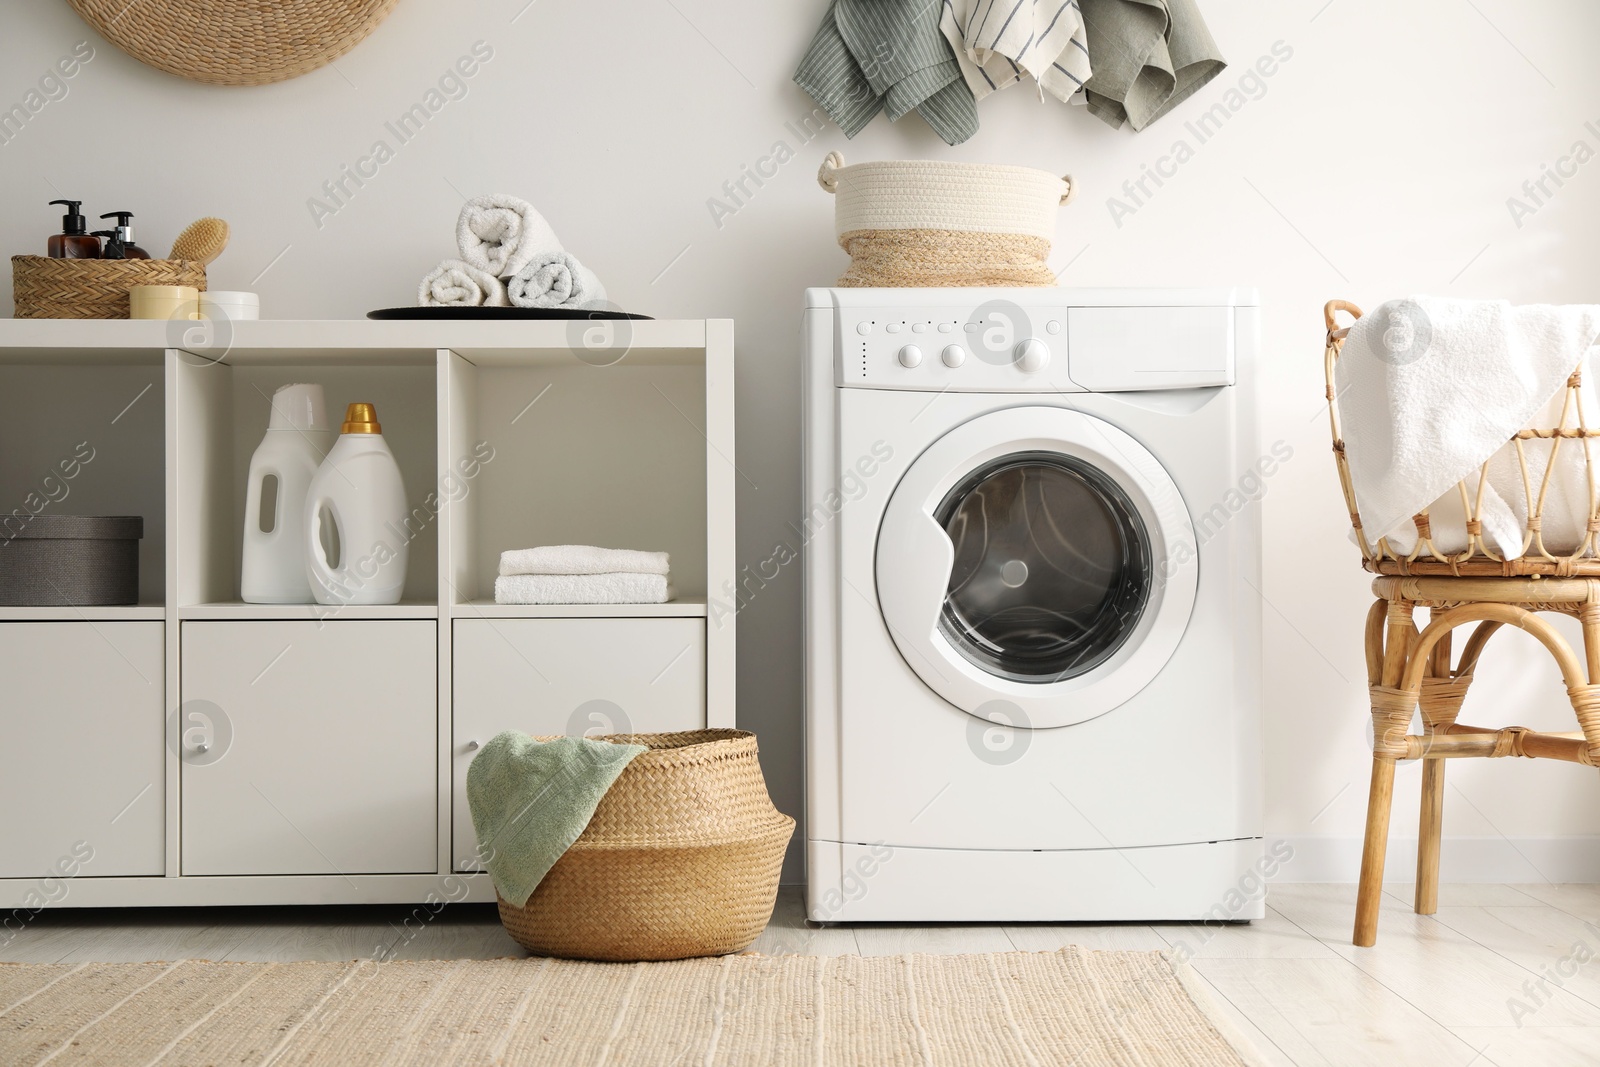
1271,835,1600,884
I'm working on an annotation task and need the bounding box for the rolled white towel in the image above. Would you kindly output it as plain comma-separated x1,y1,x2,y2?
506,252,607,310
499,545,669,577
494,573,673,605
418,259,508,307
457,194,563,278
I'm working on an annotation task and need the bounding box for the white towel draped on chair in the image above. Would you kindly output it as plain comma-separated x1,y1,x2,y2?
1337,295,1600,558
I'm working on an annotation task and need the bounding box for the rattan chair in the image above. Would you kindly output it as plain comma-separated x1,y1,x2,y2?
1323,300,1600,947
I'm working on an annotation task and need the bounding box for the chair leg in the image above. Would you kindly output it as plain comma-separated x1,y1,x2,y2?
1415,757,1446,914
1353,755,1397,947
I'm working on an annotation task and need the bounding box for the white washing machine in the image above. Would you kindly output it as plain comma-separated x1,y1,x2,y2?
803,287,1264,922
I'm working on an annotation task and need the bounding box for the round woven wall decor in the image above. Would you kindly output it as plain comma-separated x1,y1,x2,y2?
66,0,403,86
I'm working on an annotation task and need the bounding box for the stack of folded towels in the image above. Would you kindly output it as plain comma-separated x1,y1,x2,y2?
495,545,672,605
419,193,607,311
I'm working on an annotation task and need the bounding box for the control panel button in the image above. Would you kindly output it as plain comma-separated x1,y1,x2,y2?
1046,320,1063,335
937,322,953,333
897,344,924,369
941,345,966,368
855,322,872,336
912,322,928,334
886,322,902,333
1014,339,1050,373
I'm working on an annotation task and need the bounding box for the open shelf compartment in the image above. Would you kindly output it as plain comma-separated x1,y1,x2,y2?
441,350,710,610
172,350,439,614
0,353,166,614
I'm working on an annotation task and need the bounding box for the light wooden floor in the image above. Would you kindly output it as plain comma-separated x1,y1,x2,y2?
4,883,1598,1066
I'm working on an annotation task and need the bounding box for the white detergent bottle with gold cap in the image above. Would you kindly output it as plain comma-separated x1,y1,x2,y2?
242,383,331,604
305,402,410,605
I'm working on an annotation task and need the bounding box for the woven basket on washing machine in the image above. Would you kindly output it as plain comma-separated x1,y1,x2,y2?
817,153,1075,287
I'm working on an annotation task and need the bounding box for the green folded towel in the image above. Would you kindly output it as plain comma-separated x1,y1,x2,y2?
793,0,979,147
466,732,647,907
1080,0,1226,131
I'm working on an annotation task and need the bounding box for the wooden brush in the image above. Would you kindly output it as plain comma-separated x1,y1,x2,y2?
170,217,230,265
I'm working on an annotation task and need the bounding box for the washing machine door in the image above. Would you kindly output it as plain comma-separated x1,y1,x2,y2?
876,406,1197,729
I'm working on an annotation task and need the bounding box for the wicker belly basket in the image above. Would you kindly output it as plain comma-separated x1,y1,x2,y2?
817,152,1075,287
496,729,794,962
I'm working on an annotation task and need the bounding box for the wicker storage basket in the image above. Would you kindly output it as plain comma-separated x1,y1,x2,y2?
818,152,1075,287
11,256,206,319
496,729,794,962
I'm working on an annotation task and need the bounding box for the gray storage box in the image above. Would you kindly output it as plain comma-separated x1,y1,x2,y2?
0,515,143,606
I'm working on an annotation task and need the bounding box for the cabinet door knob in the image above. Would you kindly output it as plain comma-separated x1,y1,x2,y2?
465,740,480,751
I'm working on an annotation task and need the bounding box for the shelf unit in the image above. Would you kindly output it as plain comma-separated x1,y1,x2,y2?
0,318,734,906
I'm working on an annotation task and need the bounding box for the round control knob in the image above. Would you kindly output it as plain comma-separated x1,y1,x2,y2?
897,344,923,369
941,345,966,368
1014,339,1050,372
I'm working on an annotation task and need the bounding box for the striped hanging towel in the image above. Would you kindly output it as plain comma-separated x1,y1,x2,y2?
939,0,1093,104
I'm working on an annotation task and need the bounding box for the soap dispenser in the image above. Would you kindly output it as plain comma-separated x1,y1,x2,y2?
98,212,150,259
47,200,100,258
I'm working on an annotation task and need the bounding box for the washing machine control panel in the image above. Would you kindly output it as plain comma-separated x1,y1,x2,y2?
841,308,1079,392
834,301,1239,392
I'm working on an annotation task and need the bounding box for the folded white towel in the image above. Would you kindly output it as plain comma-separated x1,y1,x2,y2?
494,573,673,605
506,252,607,310
499,545,669,577
940,0,1092,104
457,194,563,278
418,259,508,307
1337,296,1600,557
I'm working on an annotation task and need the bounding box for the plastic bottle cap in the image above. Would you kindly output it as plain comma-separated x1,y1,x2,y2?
268,383,329,432
341,402,381,434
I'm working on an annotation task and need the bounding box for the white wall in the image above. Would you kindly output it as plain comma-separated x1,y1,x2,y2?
4,0,1599,883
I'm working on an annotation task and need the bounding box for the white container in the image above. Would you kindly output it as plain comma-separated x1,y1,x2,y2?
199,291,260,321
816,152,1074,240
241,384,331,604
305,402,410,606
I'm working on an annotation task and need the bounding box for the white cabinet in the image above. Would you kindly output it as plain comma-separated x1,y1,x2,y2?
0,622,164,878
450,618,705,871
0,320,733,907
180,620,437,876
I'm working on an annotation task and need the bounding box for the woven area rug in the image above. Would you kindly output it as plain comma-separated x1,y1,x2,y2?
0,948,1260,1066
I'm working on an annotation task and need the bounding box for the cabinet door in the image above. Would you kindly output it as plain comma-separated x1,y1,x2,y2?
181,620,436,876
0,622,164,878
451,618,704,871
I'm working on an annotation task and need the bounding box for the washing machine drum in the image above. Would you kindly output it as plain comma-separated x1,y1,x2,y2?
876,407,1198,729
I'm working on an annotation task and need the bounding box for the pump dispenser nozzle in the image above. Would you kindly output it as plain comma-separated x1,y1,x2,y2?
50,200,87,234
98,211,150,259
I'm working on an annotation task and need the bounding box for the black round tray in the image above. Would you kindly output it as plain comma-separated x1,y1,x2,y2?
368,307,652,320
